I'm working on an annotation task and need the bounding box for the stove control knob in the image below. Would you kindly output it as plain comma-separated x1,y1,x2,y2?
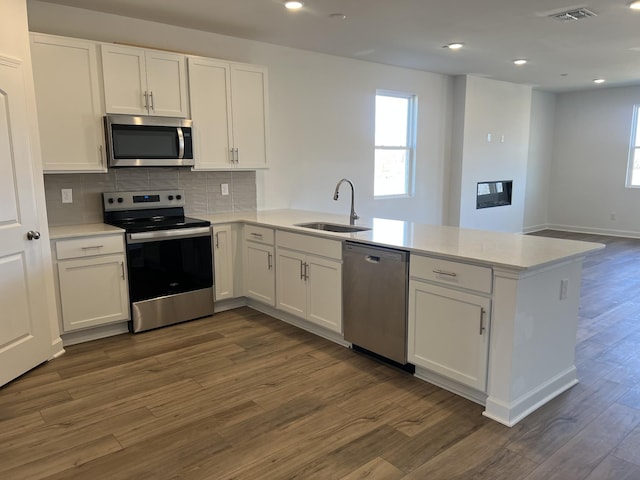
107,198,114,204
117,197,124,203
168,195,174,200
176,194,182,200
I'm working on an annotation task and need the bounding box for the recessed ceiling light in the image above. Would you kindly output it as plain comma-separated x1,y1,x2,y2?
513,59,527,65
445,43,464,50
284,1,303,10
593,78,606,84
629,1,640,10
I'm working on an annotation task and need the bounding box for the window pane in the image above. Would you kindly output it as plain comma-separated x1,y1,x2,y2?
632,149,640,186
375,96,409,146
636,114,640,147
374,149,407,196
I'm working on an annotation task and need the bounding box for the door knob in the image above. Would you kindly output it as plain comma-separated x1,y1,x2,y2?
26,230,41,240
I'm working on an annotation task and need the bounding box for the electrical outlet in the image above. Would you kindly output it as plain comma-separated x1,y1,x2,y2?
61,188,73,204
560,279,569,300
487,133,492,142
221,183,229,196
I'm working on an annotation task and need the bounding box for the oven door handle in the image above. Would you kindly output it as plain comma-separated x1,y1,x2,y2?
128,226,211,243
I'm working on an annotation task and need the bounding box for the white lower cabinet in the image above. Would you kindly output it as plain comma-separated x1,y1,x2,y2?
276,249,307,317
408,279,491,392
275,231,342,333
243,225,275,306
213,224,234,300
54,234,129,332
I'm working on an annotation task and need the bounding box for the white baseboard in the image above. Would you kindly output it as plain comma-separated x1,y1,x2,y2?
61,321,129,346
214,297,247,312
483,366,578,427
247,299,350,347
50,336,65,359
414,366,487,405
522,224,548,234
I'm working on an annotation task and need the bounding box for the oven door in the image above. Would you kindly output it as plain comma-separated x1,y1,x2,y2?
126,227,213,303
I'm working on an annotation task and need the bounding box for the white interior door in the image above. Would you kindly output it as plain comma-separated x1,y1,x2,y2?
0,54,54,386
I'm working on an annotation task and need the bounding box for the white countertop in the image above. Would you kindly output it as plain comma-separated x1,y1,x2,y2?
49,209,604,270
200,209,605,271
49,223,125,240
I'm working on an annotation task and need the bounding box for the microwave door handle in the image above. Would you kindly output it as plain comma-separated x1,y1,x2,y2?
177,127,185,159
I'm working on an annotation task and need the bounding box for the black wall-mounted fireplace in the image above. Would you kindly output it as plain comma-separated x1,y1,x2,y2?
477,180,512,209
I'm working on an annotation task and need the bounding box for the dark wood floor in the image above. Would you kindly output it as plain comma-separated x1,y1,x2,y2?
2,231,640,479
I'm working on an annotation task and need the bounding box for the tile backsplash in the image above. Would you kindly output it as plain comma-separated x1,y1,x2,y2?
44,168,257,226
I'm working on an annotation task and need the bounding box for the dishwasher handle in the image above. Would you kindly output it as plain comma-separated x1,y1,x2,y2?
365,255,380,264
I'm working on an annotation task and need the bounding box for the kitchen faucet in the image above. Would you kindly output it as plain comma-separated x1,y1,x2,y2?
333,178,359,225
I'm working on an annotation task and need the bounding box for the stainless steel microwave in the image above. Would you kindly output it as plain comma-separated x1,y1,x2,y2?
104,115,194,168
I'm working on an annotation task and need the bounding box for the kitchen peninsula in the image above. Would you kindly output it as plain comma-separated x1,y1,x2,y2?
201,209,604,427
49,209,603,426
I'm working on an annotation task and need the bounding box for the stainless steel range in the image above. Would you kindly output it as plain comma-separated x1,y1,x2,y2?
103,190,213,333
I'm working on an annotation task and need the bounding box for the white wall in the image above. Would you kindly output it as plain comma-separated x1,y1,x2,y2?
449,76,532,233
548,85,640,236
523,90,555,233
27,0,453,225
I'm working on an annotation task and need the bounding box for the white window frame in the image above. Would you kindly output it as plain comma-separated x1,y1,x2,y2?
626,104,640,188
374,90,417,198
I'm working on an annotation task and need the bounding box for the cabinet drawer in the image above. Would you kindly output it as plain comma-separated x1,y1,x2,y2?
56,234,124,260
243,225,274,245
276,230,341,260
410,255,492,294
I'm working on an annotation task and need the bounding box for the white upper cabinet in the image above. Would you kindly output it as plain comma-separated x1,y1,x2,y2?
30,33,106,172
229,63,269,169
188,57,269,170
188,57,233,168
101,44,188,118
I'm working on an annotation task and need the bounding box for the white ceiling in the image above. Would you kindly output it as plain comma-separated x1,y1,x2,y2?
36,0,640,92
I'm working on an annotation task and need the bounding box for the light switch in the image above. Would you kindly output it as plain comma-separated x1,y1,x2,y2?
221,183,229,196
61,188,73,204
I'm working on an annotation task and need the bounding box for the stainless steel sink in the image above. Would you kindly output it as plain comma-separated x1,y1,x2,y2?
295,222,372,233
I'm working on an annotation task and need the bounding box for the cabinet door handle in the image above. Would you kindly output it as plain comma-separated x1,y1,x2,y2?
215,232,219,249
149,91,155,111
235,147,239,163
250,232,263,239
120,261,125,280
143,91,149,110
81,245,104,250
433,269,457,277
304,262,309,280
300,260,305,279
479,308,486,335
229,149,234,163
267,252,273,270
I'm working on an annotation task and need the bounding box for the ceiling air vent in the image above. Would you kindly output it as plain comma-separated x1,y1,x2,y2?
551,8,597,22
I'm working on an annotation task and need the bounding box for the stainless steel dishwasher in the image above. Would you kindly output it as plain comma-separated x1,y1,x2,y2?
343,241,411,367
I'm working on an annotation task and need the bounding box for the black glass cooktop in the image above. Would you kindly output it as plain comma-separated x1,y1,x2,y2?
104,207,210,233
